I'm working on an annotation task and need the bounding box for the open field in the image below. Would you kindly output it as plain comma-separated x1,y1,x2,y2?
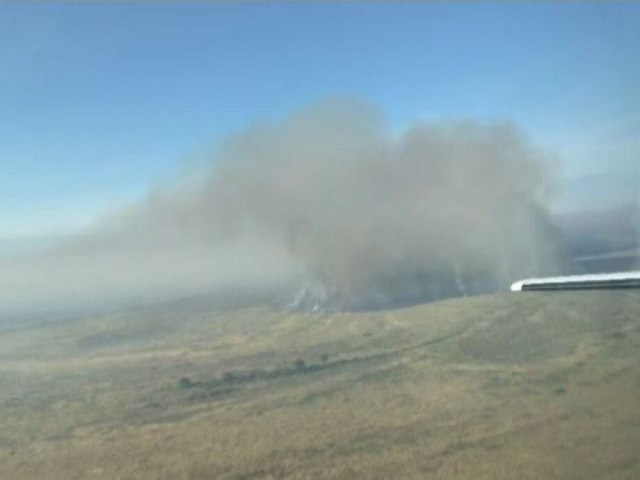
1,291,639,479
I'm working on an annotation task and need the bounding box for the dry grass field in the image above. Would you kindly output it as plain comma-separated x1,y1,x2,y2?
0,291,639,479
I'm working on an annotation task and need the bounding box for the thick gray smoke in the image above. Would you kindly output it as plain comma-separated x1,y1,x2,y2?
0,99,566,316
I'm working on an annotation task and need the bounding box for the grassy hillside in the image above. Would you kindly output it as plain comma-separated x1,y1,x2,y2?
0,291,639,479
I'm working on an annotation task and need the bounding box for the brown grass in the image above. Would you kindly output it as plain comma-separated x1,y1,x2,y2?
0,291,639,479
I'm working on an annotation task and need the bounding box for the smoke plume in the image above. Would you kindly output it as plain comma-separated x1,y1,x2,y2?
0,99,566,316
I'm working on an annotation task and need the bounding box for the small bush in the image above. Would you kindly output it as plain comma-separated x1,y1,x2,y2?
554,386,567,395
179,377,194,389
294,359,306,373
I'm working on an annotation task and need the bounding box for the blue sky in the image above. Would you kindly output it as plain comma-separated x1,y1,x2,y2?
1,2,639,248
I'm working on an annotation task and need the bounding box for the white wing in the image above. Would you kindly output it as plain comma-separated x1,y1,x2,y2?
511,271,640,292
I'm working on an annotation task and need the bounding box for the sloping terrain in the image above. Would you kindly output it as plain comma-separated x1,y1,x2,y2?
0,291,639,479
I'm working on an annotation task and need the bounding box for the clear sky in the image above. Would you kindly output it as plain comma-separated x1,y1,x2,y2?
1,2,639,249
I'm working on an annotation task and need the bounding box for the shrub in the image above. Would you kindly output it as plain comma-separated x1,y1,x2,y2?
179,377,194,389
294,359,306,373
